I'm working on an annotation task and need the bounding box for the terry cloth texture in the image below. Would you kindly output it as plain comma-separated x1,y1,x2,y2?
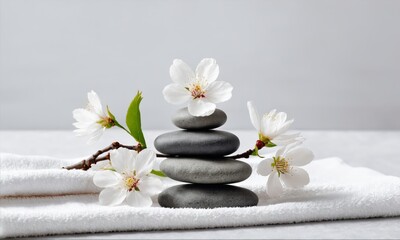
1,153,400,238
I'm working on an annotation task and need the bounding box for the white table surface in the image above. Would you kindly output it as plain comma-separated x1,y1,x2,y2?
1,130,400,239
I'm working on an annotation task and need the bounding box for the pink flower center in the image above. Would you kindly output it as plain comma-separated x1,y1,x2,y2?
187,82,206,99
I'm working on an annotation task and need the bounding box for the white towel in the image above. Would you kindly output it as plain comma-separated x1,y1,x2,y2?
1,153,400,238
0,153,99,196
0,153,165,197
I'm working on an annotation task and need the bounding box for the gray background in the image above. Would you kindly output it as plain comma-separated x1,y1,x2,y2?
0,0,399,130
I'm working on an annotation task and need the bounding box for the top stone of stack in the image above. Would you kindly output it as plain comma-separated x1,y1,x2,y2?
172,108,227,130
154,107,239,156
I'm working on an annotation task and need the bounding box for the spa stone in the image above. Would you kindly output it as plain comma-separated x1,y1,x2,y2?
158,184,259,209
172,108,227,130
154,130,240,156
160,158,252,184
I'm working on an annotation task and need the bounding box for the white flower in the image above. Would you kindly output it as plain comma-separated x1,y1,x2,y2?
247,101,303,146
73,91,114,143
257,145,314,197
163,58,233,117
93,148,163,207
89,160,111,171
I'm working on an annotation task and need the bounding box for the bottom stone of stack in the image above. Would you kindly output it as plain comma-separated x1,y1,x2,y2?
158,184,259,209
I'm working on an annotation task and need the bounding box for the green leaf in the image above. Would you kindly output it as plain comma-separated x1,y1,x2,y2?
266,142,277,148
151,169,167,177
126,91,147,148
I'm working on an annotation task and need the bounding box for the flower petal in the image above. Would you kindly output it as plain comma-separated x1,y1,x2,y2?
87,90,105,117
266,172,283,197
275,146,287,157
98,187,127,206
110,148,137,173
86,127,105,144
274,119,294,136
73,123,102,136
257,158,274,176
195,58,219,83
73,121,96,129
138,176,163,196
90,160,111,171
285,147,314,166
274,112,287,126
73,108,99,123
108,149,135,172
135,149,156,178
125,191,153,207
272,133,304,146
109,149,125,173
273,132,301,140
188,99,216,117
205,81,233,103
169,59,195,85
260,111,276,138
280,167,310,188
272,138,301,146
162,84,191,105
93,170,122,188
247,101,260,131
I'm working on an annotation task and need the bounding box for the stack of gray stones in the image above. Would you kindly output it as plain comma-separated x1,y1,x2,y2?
155,108,259,208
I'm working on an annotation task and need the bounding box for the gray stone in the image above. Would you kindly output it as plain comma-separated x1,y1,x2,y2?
172,108,227,130
158,184,259,209
154,130,240,156
160,158,252,184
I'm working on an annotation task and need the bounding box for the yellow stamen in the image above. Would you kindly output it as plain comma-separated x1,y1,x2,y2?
97,117,114,128
124,176,139,191
258,133,270,144
187,81,206,99
272,156,290,176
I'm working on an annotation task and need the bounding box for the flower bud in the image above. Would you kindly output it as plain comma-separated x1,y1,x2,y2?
256,140,265,150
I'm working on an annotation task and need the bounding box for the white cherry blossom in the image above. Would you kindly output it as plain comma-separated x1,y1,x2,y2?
73,91,114,143
257,145,314,197
247,101,303,146
93,148,163,207
163,58,233,117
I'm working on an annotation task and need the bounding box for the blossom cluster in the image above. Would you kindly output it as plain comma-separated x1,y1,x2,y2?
72,58,314,207
247,101,314,197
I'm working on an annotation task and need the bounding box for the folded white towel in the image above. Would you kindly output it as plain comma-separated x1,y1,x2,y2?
1,153,400,238
0,153,168,197
0,153,99,196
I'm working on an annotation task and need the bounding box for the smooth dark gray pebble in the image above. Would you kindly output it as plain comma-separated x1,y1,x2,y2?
154,130,240,156
172,108,227,130
158,184,259,209
160,158,252,184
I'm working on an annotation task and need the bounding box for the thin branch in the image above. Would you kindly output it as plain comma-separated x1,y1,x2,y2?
95,154,110,162
226,149,255,159
64,142,255,171
63,142,139,170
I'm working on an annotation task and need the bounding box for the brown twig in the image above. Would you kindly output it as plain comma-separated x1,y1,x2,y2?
64,142,255,171
94,154,110,162
226,149,255,159
63,142,139,170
